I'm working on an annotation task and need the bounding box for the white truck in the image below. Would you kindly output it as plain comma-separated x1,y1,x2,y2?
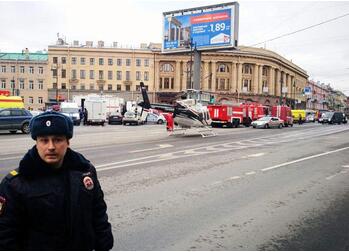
73,94,124,118
60,102,81,125
84,98,107,126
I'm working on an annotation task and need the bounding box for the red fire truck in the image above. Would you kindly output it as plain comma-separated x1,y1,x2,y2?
208,103,268,128
271,105,293,127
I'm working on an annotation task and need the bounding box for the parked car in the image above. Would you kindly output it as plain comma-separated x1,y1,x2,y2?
343,113,348,124
146,113,166,124
0,108,32,134
108,114,123,125
329,111,344,124
251,116,284,129
122,111,143,125
319,112,333,124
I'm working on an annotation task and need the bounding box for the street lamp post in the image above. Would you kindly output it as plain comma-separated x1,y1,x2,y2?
189,38,193,89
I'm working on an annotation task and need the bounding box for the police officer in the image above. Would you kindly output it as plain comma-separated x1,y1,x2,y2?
0,111,113,250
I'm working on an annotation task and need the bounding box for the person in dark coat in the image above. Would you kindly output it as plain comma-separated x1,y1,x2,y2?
0,111,113,250
83,108,88,125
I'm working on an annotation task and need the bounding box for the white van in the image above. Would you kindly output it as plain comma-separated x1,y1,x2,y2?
60,102,81,125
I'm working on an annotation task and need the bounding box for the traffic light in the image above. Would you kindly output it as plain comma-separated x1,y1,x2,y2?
210,95,215,104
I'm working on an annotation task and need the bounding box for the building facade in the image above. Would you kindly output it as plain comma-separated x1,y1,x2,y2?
0,52,48,110
47,43,309,108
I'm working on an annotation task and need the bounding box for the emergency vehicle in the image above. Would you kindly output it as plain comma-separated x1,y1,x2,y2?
0,91,24,109
291,109,306,123
271,105,293,127
208,103,268,128
208,104,242,128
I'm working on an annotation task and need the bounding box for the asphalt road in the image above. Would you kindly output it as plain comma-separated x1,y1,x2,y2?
1,123,349,250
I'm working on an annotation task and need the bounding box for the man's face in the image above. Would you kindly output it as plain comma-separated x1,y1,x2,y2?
36,135,69,168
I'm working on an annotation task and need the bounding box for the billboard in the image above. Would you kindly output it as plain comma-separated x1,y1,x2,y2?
162,2,239,53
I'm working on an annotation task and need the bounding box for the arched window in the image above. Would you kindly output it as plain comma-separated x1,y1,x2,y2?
262,66,268,76
243,64,252,74
218,64,229,73
160,63,174,72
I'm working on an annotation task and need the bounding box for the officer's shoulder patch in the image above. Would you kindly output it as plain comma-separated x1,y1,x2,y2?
5,169,19,180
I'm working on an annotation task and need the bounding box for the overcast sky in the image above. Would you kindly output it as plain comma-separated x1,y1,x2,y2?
1,0,349,95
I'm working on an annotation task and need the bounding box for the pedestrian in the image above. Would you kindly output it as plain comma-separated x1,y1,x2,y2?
79,107,84,124
0,111,113,250
83,107,88,125
298,113,302,125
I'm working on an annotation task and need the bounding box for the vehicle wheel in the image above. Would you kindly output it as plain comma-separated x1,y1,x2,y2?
123,122,126,125
290,124,293,127
279,124,283,128
264,124,269,129
21,122,30,134
253,126,256,128
157,119,164,124
9,130,17,134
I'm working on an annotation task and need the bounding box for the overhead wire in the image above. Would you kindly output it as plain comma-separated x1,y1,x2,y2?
249,12,349,47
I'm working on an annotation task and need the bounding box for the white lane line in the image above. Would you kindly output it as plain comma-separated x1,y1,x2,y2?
0,155,23,161
245,171,257,176
211,181,223,186
261,146,349,172
342,165,349,168
326,174,337,180
130,144,173,153
226,176,241,181
247,153,265,158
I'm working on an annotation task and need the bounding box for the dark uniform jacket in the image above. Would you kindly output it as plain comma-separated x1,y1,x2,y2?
0,146,114,250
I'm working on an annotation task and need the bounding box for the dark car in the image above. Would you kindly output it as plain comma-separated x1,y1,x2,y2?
108,114,123,125
329,111,344,124
0,108,33,134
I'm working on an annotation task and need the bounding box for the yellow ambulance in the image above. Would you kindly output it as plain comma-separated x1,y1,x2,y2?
0,95,25,109
291,109,306,123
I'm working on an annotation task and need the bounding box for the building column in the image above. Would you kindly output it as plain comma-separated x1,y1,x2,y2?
287,74,292,98
258,65,263,94
253,64,259,94
181,62,187,91
211,61,217,92
231,62,237,93
268,67,275,96
202,60,209,91
237,63,242,93
275,69,281,97
175,60,181,92
154,60,160,92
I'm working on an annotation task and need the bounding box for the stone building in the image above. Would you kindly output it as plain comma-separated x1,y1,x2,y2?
47,42,308,108
0,51,48,110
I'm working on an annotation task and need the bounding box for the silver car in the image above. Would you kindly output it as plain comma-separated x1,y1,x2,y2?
251,116,284,129
122,111,143,125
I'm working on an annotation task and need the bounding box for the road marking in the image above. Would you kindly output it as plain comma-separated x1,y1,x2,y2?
326,174,337,180
0,155,23,161
261,146,349,172
247,153,265,158
211,181,222,186
226,176,241,180
342,165,349,168
130,144,173,153
245,171,256,176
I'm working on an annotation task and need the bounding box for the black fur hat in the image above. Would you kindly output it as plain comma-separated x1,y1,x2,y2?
29,111,73,140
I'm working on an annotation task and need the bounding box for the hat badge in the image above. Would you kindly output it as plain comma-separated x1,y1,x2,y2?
46,120,51,127
83,176,94,190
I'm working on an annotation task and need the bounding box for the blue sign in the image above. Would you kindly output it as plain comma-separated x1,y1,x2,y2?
163,4,238,53
304,86,312,95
